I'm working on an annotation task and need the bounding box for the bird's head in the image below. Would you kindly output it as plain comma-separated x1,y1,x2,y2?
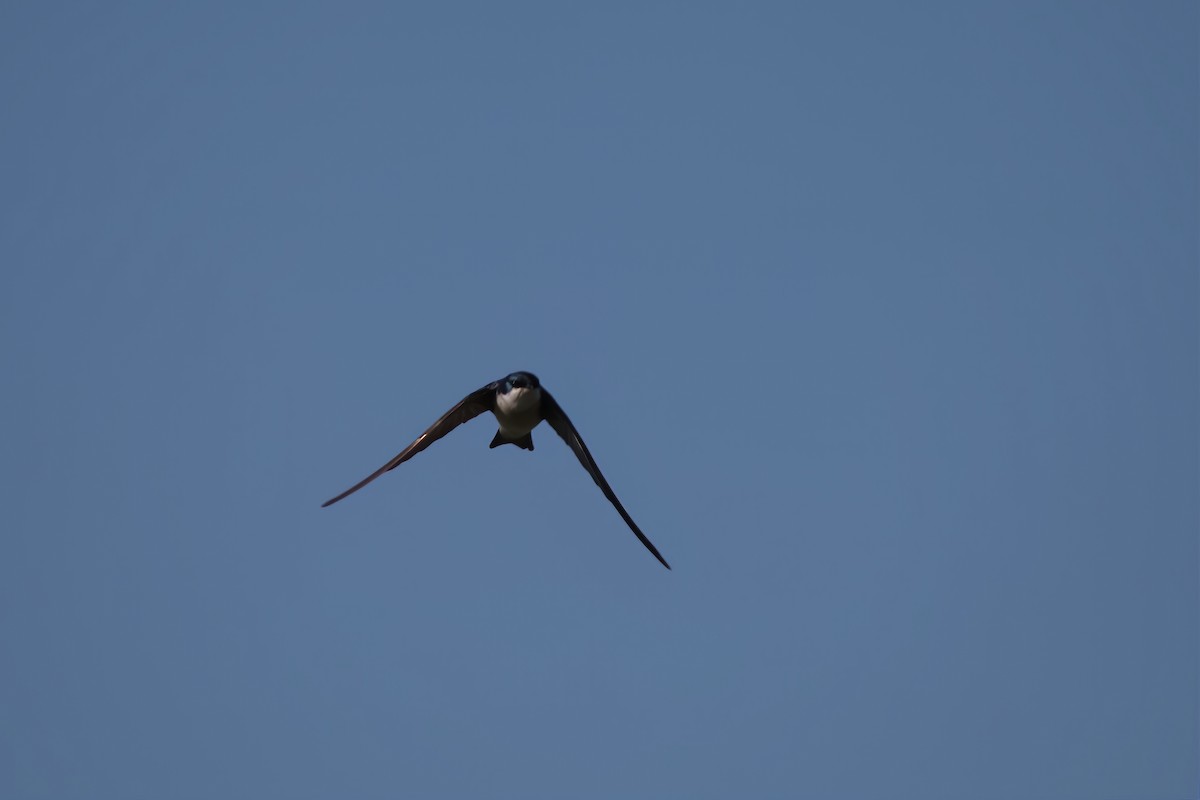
503,371,541,392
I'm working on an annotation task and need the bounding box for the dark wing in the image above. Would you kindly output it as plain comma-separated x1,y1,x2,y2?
541,390,671,569
321,381,499,508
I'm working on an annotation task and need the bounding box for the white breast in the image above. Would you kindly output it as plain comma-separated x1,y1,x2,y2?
494,387,542,436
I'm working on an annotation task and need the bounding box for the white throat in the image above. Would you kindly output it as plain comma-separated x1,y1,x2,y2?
496,386,540,416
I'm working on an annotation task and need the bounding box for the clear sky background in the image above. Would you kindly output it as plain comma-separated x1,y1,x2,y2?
1,3,1196,799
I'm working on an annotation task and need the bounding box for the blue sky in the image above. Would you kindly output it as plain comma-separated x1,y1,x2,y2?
1,3,1196,798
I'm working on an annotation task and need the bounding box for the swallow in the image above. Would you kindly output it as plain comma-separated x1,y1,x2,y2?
322,371,670,569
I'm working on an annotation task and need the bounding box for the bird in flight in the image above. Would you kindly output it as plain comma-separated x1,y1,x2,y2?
322,371,670,569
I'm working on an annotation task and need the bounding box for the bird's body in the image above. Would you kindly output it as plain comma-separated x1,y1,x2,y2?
492,381,542,442
322,371,670,569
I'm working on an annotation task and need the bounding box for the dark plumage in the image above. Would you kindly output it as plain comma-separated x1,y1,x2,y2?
322,372,670,569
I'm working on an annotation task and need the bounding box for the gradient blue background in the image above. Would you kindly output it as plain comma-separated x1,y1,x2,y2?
2,3,1196,798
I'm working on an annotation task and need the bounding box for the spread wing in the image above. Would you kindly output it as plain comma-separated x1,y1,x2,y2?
321,381,499,508
541,390,671,569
